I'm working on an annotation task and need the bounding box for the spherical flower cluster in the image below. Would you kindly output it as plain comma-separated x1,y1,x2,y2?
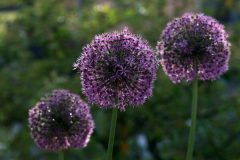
28,89,94,151
74,28,158,111
157,13,230,83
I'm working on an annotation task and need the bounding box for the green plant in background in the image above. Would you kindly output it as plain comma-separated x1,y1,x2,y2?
0,0,240,160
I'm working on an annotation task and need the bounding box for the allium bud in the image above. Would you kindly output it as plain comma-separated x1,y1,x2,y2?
157,13,230,83
28,89,94,151
74,28,158,111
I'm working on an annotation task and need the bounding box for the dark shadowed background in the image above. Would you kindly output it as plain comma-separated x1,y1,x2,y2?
0,0,240,159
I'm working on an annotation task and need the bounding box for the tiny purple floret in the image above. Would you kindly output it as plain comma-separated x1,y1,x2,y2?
28,89,94,151
74,28,158,111
157,13,231,83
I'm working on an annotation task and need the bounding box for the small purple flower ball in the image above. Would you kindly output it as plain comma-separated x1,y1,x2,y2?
28,89,94,151
74,28,158,111
157,13,231,83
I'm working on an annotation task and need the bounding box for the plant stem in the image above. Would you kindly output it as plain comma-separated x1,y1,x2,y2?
59,152,64,160
106,108,118,160
186,78,198,160
194,0,201,11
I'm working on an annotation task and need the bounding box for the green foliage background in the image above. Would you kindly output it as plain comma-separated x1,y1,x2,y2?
0,0,240,159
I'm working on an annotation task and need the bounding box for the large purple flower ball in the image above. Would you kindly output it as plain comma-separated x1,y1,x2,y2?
157,13,230,83
28,89,94,151
74,28,158,111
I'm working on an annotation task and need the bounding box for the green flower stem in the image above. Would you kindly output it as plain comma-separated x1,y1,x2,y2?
186,78,198,160
59,152,64,160
195,0,201,11
106,108,118,160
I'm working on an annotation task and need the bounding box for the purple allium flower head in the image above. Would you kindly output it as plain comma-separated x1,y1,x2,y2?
157,13,230,83
74,28,158,111
28,89,94,151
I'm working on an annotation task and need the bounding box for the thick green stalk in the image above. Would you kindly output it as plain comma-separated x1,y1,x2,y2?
59,152,64,160
106,108,118,160
186,78,198,160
